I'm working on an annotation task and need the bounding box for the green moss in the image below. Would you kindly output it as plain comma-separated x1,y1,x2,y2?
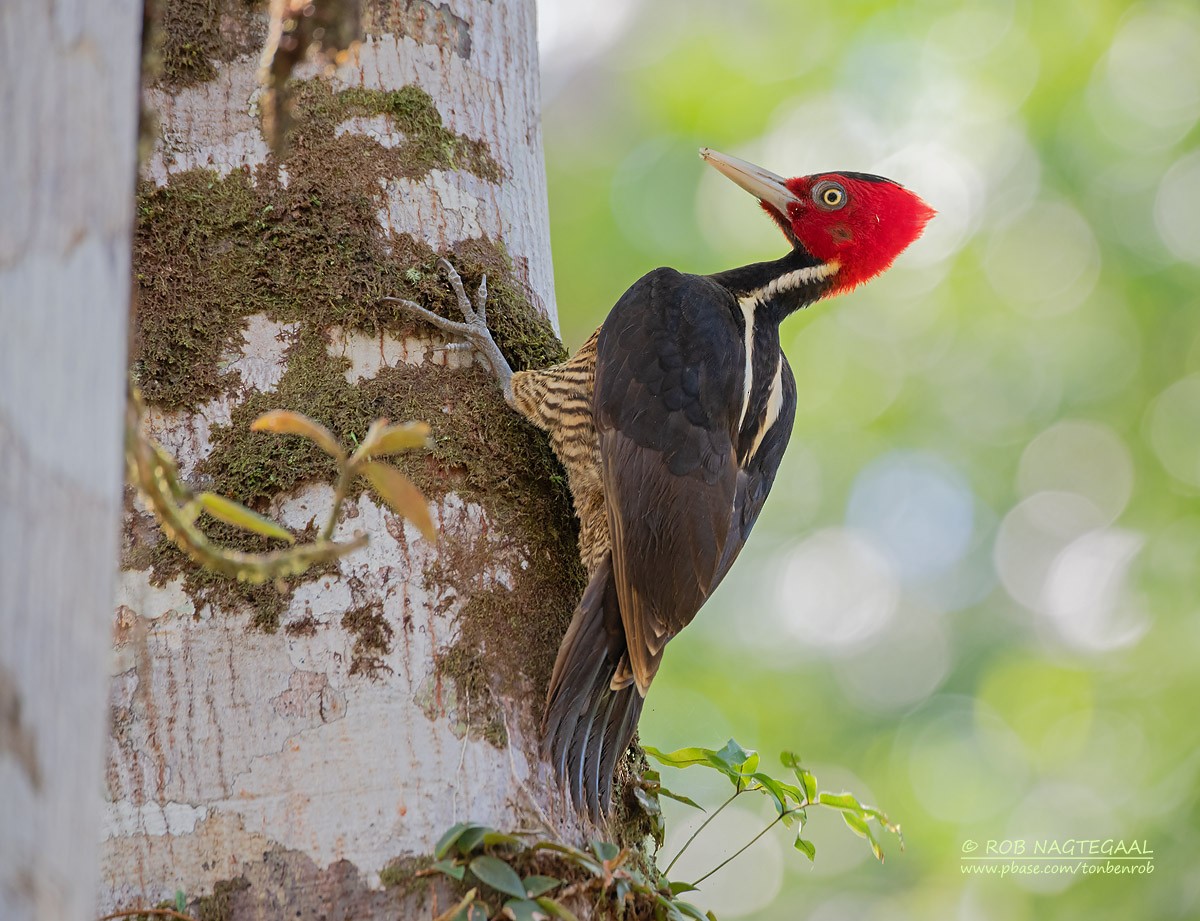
132,82,507,409
337,85,502,182
153,0,266,89
195,875,250,921
379,854,434,893
132,168,263,407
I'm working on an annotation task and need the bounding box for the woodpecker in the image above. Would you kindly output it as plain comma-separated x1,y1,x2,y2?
388,148,934,817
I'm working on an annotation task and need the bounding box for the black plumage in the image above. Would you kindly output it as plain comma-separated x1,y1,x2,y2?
541,249,829,816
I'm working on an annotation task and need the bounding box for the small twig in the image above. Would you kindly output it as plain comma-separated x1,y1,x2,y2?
689,807,802,888
664,789,739,876
320,458,356,541
125,389,366,582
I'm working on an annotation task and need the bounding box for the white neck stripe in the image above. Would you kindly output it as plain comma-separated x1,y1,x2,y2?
735,261,837,433
737,298,756,429
743,261,839,309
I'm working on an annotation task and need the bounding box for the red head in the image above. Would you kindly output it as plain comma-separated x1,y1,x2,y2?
701,148,935,295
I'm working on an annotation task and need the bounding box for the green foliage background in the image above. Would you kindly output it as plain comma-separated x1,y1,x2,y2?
538,1,1199,918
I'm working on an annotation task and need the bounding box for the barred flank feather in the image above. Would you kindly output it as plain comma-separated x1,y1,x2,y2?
511,329,610,574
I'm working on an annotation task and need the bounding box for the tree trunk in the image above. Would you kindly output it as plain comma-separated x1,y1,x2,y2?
102,2,626,916
0,3,141,921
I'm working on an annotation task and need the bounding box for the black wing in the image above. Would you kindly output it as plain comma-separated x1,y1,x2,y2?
594,267,748,694
710,358,796,590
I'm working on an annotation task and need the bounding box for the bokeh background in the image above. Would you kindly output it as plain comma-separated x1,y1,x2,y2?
535,1,1200,918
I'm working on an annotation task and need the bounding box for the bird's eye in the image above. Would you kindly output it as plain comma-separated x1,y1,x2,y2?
813,181,847,210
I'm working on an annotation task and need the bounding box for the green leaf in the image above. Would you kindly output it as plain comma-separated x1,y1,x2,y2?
434,823,469,860
362,461,437,540
522,875,561,898
657,786,704,811
818,792,862,811
465,902,490,921
656,894,689,921
175,890,187,912
712,739,755,773
749,772,789,815
668,881,699,895
481,830,523,849
672,900,711,921
197,492,295,543
591,840,620,863
251,410,344,460
502,898,548,921
470,855,528,899
794,835,817,861
431,859,466,881
535,897,580,921
643,745,719,768
798,770,818,804
841,811,885,861
455,825,491,856
781,752,818,802
842,810,871,837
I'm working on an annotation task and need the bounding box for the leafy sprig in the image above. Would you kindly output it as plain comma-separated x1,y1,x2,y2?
645,739,902,876
421,739,900,921
125,386,436,584
425,821,715,921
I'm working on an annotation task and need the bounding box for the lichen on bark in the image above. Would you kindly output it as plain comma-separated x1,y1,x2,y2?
128,69,581,730
132,80,504,410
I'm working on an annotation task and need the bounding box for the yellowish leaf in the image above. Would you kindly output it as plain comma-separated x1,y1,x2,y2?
358,420,433,460
198,492,295,543
362,461,436,540
353,419,390,462
251,410,344,460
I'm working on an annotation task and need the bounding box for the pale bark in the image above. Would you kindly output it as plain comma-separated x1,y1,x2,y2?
0,2,142,921
100,1,587,917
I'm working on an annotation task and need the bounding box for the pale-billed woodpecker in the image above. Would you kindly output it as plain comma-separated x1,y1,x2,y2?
389,148,934,817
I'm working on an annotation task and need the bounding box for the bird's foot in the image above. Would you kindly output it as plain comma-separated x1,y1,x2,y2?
383,259,514,402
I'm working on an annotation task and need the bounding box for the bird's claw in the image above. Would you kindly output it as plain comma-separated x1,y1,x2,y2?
474,274,488,324
381,260,513,402
432,258,489,329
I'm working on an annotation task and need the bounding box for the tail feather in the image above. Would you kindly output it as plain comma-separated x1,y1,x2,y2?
542,553,644,817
